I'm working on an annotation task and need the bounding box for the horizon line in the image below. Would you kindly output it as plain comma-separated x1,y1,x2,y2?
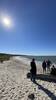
0,52,56,56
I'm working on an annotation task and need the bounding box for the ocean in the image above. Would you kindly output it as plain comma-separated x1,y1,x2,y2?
22,55,56,64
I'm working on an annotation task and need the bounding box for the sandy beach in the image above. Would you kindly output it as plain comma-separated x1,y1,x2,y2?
0,56,56,100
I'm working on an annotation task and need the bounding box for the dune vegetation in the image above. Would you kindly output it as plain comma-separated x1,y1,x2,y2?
0,53,12,63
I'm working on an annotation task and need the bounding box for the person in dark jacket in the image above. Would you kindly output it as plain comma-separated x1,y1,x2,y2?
30,58,37,82
42,60,46,74
46,60,51,72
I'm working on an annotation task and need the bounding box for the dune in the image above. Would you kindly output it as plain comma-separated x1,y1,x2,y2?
0,56,56,100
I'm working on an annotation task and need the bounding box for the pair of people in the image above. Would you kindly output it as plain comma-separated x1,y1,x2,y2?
42,60,51,74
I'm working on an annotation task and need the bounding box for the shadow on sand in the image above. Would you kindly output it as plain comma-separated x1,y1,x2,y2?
27,72,56,100
27,72,56,83
33,81,56,100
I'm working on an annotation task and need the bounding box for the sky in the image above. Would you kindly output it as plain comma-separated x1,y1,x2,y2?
0,0,56,55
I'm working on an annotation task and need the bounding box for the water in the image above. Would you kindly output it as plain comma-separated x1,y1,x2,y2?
22,55,56,64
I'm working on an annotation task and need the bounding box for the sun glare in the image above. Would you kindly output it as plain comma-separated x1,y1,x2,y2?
2,17,11,27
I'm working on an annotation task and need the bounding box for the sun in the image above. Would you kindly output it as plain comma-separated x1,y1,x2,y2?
2,17,11,27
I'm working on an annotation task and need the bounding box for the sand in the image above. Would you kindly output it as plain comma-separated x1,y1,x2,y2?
0,56,56,100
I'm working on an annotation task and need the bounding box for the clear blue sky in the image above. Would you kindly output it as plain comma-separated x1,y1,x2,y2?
0,0,56,55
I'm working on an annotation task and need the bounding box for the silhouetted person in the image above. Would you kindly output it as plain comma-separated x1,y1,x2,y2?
30,58,37,82
42,60,46,74
52,65,55,69
51,65,56,75
46,60,51,73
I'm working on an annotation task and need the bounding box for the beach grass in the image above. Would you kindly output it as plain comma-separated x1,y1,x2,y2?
0,53,12,62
